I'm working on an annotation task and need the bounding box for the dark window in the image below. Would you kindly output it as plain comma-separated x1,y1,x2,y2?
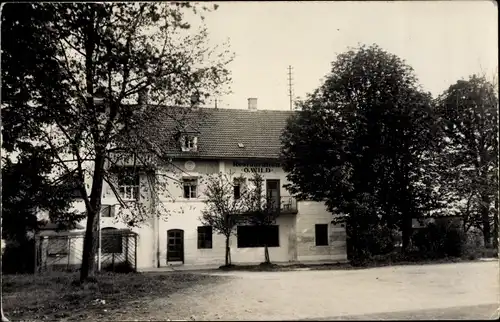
183,178,197,199
233,177,246,199
315,224,329,246
181,135,197,151
237,225,279,248
197,226,213,249
100,205,115,218
234,184,241,199
185,136,195,149
102,229,123,254
47,237,70,256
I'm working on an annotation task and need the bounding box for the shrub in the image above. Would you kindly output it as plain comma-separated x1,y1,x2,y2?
412,220,466,258
102,261,136,274
2,239,35,274
346,221,395,266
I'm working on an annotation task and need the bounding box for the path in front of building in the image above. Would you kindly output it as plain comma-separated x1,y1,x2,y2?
146,261,499,321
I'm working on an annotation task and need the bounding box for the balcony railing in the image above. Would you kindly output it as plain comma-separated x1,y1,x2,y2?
243,196,298,215
277,196,298,214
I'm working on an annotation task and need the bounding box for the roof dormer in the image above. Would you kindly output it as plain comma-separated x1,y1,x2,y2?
176,122,200,153
181,134,198,152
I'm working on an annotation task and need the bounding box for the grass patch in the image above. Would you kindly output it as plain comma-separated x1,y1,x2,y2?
2,271,225,321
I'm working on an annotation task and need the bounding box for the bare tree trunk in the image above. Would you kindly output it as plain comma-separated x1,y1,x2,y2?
80,152,106,282
481,193,492,248
224,235,231,266
493,194,498,250
264,245,270,264
401,217,413,254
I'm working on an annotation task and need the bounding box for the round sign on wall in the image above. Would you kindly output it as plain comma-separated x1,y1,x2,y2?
184,160,196,171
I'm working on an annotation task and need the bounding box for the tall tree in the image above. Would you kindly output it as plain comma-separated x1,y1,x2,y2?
1,2,232,282
281,44,438,257
435,75,499,248
244,173,280,264
2,147,84,244
200,172,248,267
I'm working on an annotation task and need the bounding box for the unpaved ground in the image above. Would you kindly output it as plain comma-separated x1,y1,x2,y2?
147,261,499,321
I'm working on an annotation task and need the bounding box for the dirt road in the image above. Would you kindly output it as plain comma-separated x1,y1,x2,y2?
147,261,499,320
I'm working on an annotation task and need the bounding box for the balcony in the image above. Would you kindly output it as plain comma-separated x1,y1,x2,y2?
230,196,298,222
278,196,298,215
253,196,298,215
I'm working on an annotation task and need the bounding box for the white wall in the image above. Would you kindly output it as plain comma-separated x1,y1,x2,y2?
59,158,347,269
296,201,347,262
156,200,296,266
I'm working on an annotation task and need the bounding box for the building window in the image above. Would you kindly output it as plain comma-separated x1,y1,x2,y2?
181,135,198,152
100,205,115,218
233,178,246,199
183,178,198,199
237,225,279,248
101,228,123,254
47,236,70,257
118,169,140,200
197,226,213,249
315,224,329,246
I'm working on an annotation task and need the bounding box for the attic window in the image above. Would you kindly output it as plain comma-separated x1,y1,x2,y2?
181,135,198,152
238,143,245,148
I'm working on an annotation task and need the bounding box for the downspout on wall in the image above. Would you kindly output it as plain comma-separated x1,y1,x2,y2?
153,173,160,268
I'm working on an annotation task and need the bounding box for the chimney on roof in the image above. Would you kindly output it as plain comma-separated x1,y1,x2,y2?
248,97,257,111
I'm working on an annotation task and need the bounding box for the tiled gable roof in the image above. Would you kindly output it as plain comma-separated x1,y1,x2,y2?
152,107,295,160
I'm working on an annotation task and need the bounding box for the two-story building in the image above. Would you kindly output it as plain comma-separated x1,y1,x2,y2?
41,98,347,270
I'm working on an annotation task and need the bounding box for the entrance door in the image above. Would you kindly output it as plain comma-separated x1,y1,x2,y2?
167,229,184,263
266,179,280,212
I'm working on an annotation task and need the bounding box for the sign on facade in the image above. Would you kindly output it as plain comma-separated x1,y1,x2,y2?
232,161,282,173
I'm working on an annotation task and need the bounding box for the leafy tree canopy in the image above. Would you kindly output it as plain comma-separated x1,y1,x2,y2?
1,2,233,281
281,44,438,253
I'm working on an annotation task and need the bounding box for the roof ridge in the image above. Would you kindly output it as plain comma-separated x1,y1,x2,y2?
129,104,295,113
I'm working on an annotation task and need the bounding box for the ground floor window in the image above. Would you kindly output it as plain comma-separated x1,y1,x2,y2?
315,224,329,246
237,225,279,248
197,226,213,249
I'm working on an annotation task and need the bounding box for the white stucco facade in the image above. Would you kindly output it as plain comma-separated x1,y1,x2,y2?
84,158,348,269
35,107,348,270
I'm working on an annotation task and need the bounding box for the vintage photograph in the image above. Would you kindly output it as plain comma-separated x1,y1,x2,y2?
1,1,498,320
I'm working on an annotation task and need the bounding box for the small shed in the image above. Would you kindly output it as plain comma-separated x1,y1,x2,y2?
35,227,138,273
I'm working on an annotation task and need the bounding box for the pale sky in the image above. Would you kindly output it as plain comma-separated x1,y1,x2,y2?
199,1,498,111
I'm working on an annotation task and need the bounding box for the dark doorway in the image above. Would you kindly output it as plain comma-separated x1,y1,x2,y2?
266,179,280,211
167,229,184,263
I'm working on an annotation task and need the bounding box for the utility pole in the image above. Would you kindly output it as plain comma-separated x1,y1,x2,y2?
288,65,294,111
